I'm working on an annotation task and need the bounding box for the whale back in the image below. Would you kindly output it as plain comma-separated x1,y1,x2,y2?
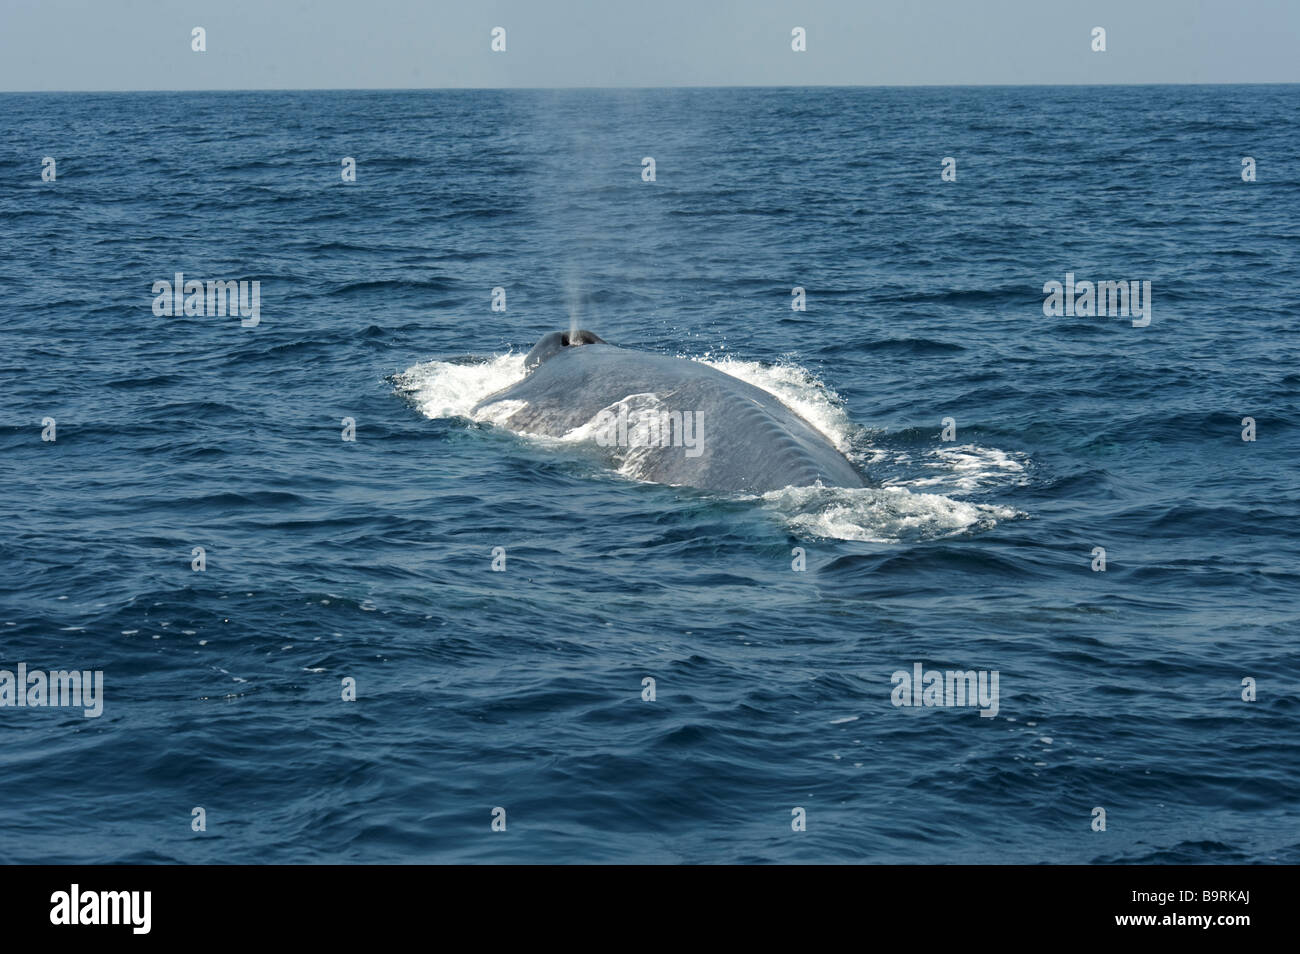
471,341,864,493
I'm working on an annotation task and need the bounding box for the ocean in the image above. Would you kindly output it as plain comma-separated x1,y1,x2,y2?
1,85,1297,863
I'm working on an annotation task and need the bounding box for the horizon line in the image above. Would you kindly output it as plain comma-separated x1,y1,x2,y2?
4,80,1299,95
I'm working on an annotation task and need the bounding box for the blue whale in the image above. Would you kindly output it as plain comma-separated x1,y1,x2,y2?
471,330,864,493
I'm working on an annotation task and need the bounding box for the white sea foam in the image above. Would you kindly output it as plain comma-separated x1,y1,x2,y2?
762,484,1018,543
392,352,527,421
883,444,1031,494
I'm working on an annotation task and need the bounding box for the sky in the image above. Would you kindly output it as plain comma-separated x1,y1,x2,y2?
1,0,1297,91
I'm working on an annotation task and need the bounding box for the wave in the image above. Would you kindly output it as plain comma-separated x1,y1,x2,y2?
327,277,458,297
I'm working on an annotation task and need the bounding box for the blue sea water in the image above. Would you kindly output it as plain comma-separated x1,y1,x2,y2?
1,85,1298,864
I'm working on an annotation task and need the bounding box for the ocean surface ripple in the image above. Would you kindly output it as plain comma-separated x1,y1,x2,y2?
1,86,1297,863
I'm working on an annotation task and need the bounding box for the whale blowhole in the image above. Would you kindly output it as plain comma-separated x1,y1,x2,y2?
524,329,607,369
561,330,603,347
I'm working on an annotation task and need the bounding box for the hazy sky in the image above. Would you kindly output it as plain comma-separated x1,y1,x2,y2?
2,0,1297,91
